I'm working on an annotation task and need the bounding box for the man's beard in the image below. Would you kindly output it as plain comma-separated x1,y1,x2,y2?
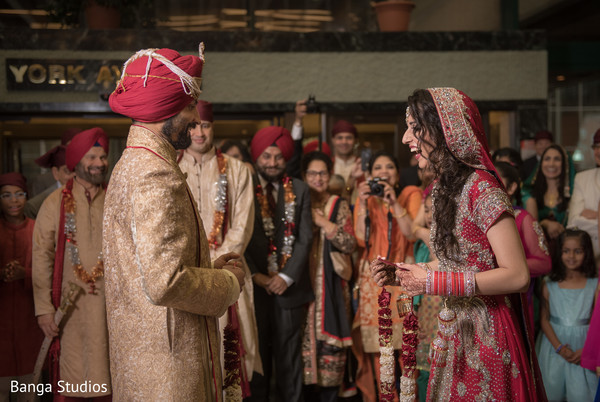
256,164,285,183
162,115,193,150
75,163,106,186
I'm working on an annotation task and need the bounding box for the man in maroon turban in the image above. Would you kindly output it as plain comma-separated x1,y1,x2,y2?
103,46,245,401
245,125,313,402
25,145,74,219
522,130,554,181
330,119,360,183
33,127,112,400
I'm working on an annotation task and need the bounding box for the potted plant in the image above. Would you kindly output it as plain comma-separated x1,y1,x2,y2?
372,0,416,32
46,0,155,29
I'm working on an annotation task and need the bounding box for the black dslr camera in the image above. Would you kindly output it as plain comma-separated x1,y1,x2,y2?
367,177,385,197
306,94,319,114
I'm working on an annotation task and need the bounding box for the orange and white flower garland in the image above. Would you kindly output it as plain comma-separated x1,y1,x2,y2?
63,185,103,294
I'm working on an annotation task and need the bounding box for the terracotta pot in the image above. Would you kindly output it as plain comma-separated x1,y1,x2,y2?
373,0,415,32
85,0,121,29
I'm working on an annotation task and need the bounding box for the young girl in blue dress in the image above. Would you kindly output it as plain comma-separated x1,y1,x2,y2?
538,228,599,401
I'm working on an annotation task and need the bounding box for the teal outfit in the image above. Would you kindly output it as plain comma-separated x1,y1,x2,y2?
522,149,575,227
537,277,599,401
521,189,569,226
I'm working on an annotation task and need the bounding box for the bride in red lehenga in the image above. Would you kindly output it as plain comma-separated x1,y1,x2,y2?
372,88,547,401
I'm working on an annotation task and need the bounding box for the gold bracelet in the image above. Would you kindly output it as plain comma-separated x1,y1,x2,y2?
393,208,407,219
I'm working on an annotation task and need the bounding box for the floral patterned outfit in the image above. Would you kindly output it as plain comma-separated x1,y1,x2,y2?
424,87,546,401
303,195,356,388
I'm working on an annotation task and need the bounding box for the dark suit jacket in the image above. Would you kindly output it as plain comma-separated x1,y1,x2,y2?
245,176,314,309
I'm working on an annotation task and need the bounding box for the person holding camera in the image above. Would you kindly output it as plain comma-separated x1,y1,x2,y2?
351,150,412,401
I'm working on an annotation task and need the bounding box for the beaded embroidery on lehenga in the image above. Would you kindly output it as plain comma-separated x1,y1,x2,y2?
424,88,546,401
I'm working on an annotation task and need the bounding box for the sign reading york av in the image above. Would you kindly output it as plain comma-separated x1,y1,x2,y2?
6,59,124,92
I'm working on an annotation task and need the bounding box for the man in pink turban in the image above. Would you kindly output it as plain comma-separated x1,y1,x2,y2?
32,127,111,400
103,46,244,401
245,126,314,402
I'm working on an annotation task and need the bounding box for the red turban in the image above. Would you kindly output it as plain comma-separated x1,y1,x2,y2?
66,127,109,171
332,120,357,137
303,140,331,157
109,47,204,123
250,126,294,162
0,172,27,192
35,145,67,168
197,100,213,122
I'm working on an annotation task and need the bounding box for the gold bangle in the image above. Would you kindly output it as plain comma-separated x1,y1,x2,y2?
412,225,421,235
393,208,407,219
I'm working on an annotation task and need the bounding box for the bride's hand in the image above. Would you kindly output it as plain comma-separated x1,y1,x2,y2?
395,263,427,296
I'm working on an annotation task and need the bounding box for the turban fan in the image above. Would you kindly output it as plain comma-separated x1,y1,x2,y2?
66,127,109,171
0,172,27,192
35,145,67,168
109,48,204,123
196,100,214,122
61,128,82,145
250,126,294,162
331,120,357,137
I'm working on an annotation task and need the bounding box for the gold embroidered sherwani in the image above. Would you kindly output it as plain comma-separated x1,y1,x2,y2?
103,126,240,401
179,149,262,379
32,181,111,397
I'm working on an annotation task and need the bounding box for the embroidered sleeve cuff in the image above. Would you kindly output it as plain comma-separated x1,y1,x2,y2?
222,269,241,307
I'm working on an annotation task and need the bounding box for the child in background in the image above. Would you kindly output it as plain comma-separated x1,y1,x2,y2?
411,188,442,402
495,161,551,334
537,229,599,401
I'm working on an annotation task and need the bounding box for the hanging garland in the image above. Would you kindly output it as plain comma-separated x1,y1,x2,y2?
63,183,103,294
255,175,296,272
378,287,395,401
207,151,228,249
399,295,419,402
